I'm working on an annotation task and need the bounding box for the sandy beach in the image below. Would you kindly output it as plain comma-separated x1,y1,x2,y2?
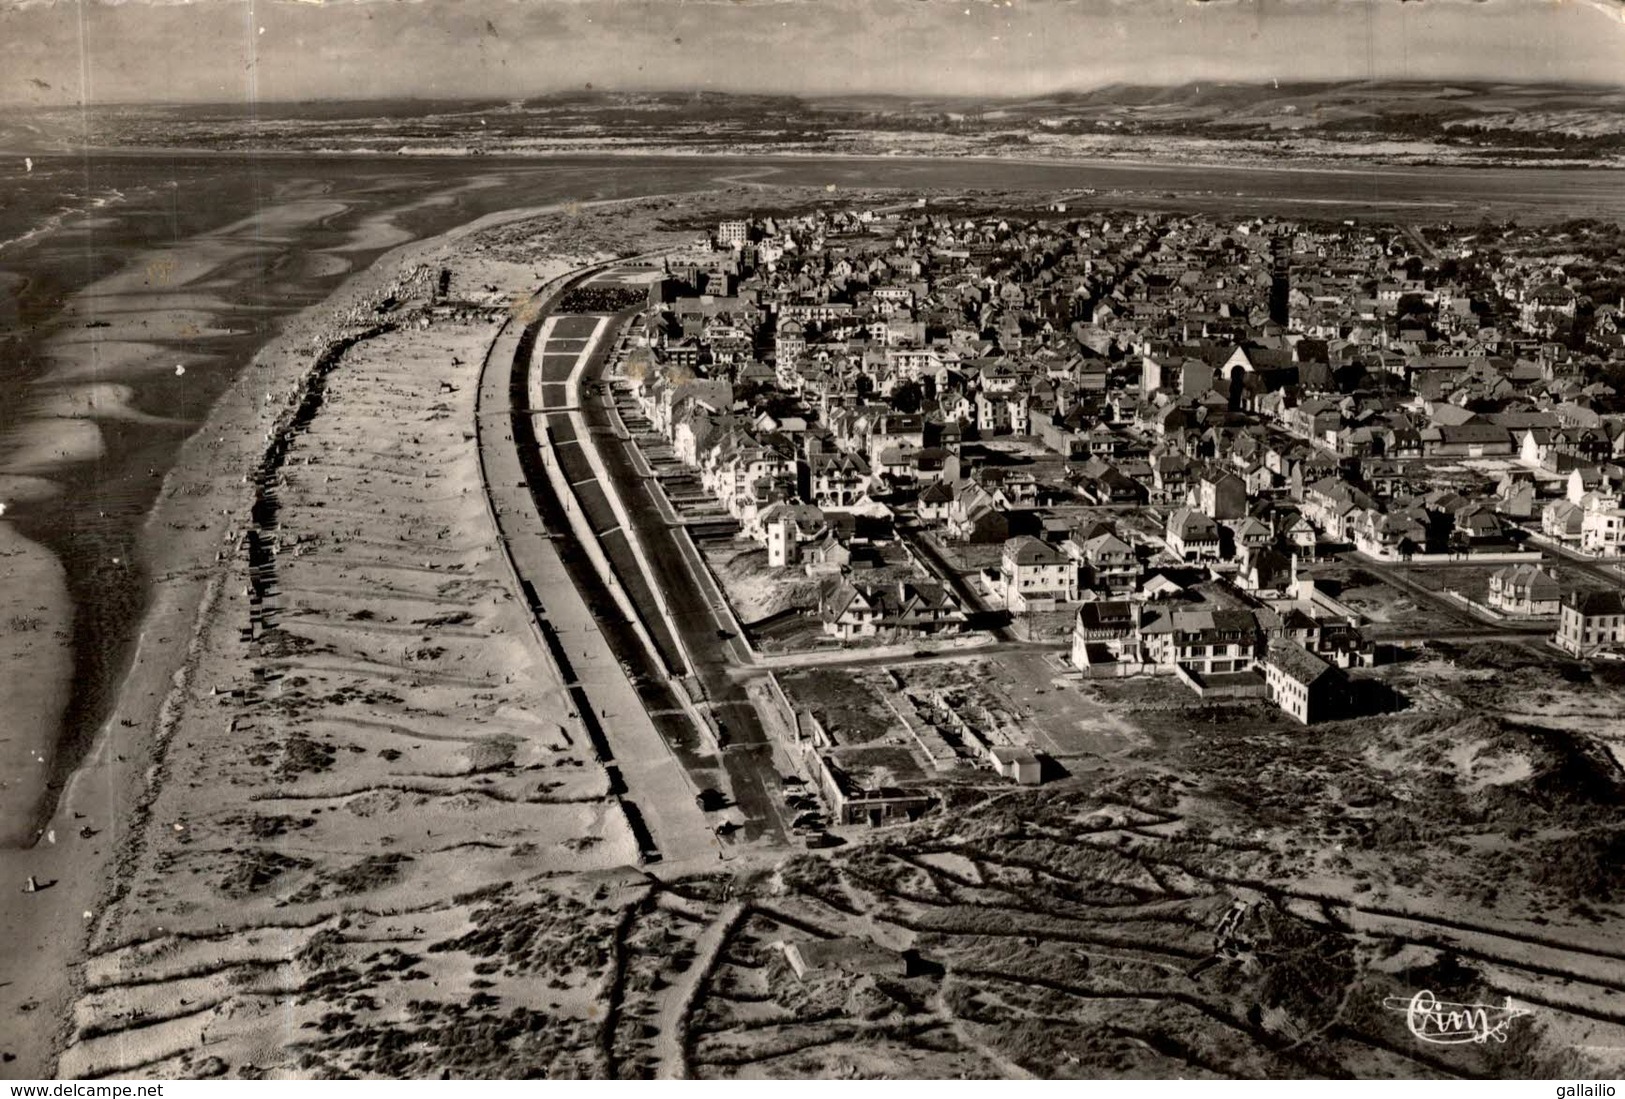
0,195,676,1077
0,181,896,1078
0,193,433,850
0,523,73,845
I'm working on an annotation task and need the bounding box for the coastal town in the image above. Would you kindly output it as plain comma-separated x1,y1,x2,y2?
8,0,1625,1079
12,185,1625,1081
569,203,1625,819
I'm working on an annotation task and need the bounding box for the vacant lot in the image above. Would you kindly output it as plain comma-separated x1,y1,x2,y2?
1304,562,1464,637
689,643,1625,1079
704,544,822,625
778,667,901,745
922,535,1004,574
1401,560,1616,607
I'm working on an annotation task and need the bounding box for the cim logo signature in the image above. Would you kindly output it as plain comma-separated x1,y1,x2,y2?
1383,990,1532,1045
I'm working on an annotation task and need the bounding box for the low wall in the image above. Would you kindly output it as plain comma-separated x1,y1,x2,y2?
1527,531,1625,564
762,671,797,731
1448,591,1558,623
1077,661,1152,680
1357,547,1544,565
1175,664,1269,700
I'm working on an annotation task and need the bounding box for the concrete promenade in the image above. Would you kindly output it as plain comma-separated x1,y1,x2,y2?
500,267,790,847
475,270,716,865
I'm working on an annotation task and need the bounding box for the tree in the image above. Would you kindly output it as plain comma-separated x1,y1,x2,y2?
621,348,656,385
890,380,924,414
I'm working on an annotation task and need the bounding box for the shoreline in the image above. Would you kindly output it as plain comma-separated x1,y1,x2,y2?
0,170,590,849
0,523,73,845
0,194,365,849
0,195,623,1079
4,144,1625,176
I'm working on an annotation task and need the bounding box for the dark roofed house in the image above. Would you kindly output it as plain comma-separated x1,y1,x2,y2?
1196,470,1248,521
1421,421,1514,458
1241,547,1295,594
947,481,1010,544
1080,465,1148,507
917,478,955,523
1556,589,1625,657
820,580,879,640
1138,606,1263,676
1074,599,1139,639
883,580,967,635
1070,599,1145,672
1263,638,1347,724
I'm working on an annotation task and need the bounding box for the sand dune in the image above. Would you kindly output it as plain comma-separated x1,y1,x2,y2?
45,240,666,1079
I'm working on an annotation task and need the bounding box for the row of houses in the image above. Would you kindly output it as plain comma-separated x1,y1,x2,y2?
632,207,1625,675
1067,576,1368,724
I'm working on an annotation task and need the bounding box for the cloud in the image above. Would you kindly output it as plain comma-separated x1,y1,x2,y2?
0,0,1621,106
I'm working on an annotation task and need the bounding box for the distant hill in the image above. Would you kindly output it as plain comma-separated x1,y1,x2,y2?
801,80,1625,138
5,80,1624,163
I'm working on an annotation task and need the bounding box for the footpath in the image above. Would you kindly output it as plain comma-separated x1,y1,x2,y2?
475,268,714,865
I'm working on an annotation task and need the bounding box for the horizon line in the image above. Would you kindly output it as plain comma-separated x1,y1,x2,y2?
9,77,1625,111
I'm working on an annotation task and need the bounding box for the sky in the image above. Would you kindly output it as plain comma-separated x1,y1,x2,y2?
0,0,1622,107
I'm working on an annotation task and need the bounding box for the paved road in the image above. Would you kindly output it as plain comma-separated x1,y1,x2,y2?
475,276,715,865
728,638,1070,678
571,312,791,844
898,518,1016,640
1382,628,1560,645
1536,538,1625,590
517,288,789,846
1401,223,1439,262
533,318,689,680
602,394,755,662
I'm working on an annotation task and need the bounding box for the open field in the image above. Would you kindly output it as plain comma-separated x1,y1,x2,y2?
1397,562,1617,608
970,653,1147,765
671,642,1625,1078
1301,563,1465,639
